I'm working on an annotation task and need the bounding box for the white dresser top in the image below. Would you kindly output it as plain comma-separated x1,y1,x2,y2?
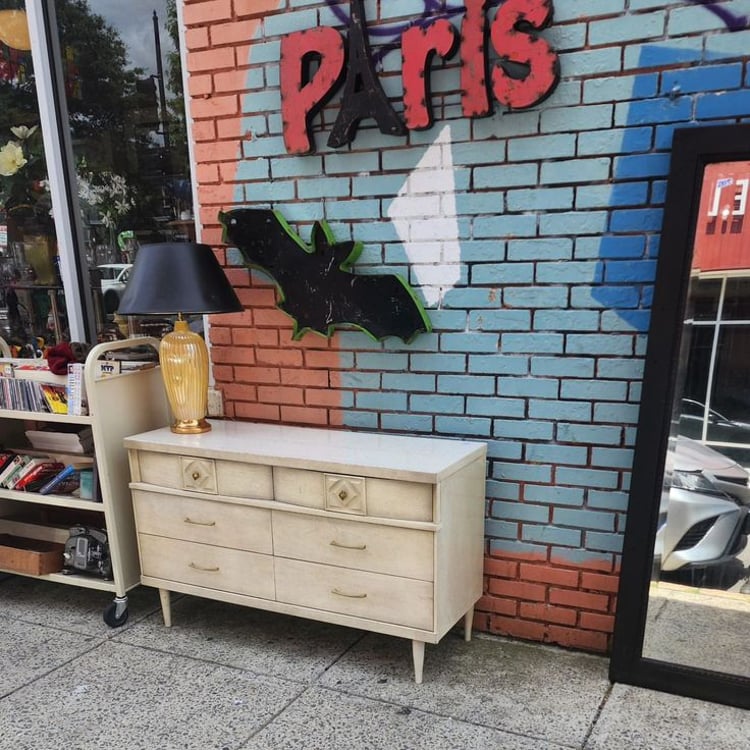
124,420,487,483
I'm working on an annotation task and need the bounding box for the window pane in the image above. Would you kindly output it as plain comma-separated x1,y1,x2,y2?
686,278,721,321
56,0,193,338
722,277,750,320
0,1,66,351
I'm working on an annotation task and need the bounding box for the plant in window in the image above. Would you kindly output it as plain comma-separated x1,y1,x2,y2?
77,159,135,232
0,124,50,222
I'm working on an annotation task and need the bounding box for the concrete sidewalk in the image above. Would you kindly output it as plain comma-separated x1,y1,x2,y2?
0,575,747,750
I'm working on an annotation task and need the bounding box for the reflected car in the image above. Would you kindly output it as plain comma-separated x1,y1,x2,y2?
96,263,132,313
656,436,750,574
679,398,750,466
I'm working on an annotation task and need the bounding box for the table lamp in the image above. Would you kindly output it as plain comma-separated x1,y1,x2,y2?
117,242,243,434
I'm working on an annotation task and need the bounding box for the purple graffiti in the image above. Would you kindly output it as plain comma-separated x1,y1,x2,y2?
688,0,747,30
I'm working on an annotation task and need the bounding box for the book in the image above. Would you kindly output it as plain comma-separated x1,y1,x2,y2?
0,455,31,488
0,454,24,486
25,427,93,454
66,363,88,416
41,384,68,414
38,465,79,496
14,460,65,491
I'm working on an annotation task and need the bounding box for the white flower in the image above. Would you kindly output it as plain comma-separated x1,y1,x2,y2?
0,140,27,176
10,125,38,140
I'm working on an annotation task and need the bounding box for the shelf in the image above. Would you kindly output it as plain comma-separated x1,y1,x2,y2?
0,566,116,591
0,409,93,425
1,488,104,512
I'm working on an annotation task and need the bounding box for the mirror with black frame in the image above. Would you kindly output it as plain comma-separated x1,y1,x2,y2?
611,124,750,709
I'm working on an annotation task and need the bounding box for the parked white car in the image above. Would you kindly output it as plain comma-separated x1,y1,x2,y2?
97,263,132,313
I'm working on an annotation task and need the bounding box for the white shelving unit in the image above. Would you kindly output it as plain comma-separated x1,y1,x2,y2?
0,338,170,625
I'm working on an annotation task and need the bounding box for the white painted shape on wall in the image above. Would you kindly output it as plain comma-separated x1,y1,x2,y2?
387,124,461,308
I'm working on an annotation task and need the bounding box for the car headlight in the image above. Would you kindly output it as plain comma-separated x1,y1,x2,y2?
671,470,724,495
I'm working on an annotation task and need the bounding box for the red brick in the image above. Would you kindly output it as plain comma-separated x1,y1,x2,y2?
194,137,242,162
188,73,212,97
476,594,517,616
519,563,579,587
304,350,343,369
222,383,258,401
580,571,620,594
210,20,256,46
185,26,209,50
519,602,577,626
305,389,343,408
549,588,610,612
235,401,280,422
188,47,235,73
484,557,519,578
191,119,216,142
234,366,280,385
208,326,232,346
328,409,344,426
256,348,303,367
281,405,329,425
488,578,546,602
281,368,329,388
257,386,305,405
195,163,220,184
547,625,609,653
212,364,234,382
551,552,614,573
579,612,616,633
489,615,546,642
234,0,284,17
183,0,231,25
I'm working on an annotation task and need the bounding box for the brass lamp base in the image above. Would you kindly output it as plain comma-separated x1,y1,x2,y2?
159,318,212,434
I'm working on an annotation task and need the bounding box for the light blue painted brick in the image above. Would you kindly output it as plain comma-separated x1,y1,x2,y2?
355,392,407,411
541,104,614,133
451,141,507,166
438,375,495,395
524,485,585,507
583,73,658,103
555,506,616,531
343,412,379,430
629,382,642,402
536,262,602,284
552,547,616,566
474,164,539,188
492,501,549,524
590,11,665,45
498,376,558,399
487,479,521,502
381,374,435,391
531,357,595,378
327,199,382,220
411,353,467,373
540,158,611,184
594,403,641,424
522,525,582,548
604,259,657,282
246,181,295,201
488,441,524,461
381,414,434,433
469,310,531,332
576,182,649,209
507,187,574,212
352,174,407,196
470,355,529,376
661,63,742,95
705,29,750,61
355,353,408,371
474,111,539,140
529,400,592,422
556,423,622,445
534,310,600,331
440,333,498,352
589,490,630,512
545,22,587,51
240,41,279,65
585,531,624,553
459,191,505,215
494,462,552,484
486,520,519,539
242,132,285,155
665,4,725,34
508,133,576,161
562,380,628,401
490,539,549,557
411,395,465,414
566,334,634,357
601,310,651,333
554,0,625,21
614,96,692,127
270,156,322,178
270,200,323,221
435,416,492,437
298,177,351,199
473,215,538,239
427,310,471,332
354,222,401,243
597,358,645,379
323,152,380,174
341,372,382,389
545,80,583,108
461,240,507,263
502,333,564,354
508,238,572,261
559,48,622,77
592,447,634,470
571,286,640,309
577,126,653,157
467,397,525,418
625,40,701,70
525,444,588,466
541,212,609,236
235,158,270,181
471,264,535,286
504,288,569,309
494,419,554,441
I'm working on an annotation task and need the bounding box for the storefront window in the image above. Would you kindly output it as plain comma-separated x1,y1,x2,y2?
0,1,62,352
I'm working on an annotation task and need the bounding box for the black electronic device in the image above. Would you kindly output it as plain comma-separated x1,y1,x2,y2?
62,526,112,579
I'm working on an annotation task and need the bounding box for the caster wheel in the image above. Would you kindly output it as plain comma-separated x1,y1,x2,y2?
103,601,129,628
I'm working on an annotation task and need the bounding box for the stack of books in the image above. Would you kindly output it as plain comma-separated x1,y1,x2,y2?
0,453,65,492
25,427,94,454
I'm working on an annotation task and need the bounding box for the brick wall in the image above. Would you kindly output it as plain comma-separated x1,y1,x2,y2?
181,0,750,652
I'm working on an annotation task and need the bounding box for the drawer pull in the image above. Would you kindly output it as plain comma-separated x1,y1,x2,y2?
330,540,366,551
184,517,216,527
189,562,220,572
191,471,201,480
338,490,348,501
331,588,367,599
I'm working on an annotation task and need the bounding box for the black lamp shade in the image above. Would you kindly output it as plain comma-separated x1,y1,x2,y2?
117,242,243,315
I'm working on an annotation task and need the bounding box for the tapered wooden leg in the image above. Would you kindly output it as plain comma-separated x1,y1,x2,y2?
159,589,172,627
412,639,425,684
464,607,474,642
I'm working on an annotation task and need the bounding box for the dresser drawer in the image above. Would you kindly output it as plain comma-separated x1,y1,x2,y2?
133,489,272,554
139,534,275,599
275,558,433,631
134,451,273,499
272,512,433,581
273,468,433,522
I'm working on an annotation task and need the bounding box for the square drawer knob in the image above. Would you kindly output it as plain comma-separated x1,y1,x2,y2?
325,474,366,514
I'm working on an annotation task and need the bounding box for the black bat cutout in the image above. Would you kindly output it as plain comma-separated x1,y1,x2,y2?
219,208,431,343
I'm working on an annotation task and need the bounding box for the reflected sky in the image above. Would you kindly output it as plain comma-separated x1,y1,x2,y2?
88,0,175,78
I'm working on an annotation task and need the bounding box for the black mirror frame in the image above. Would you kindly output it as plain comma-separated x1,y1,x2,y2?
609,123,750,710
